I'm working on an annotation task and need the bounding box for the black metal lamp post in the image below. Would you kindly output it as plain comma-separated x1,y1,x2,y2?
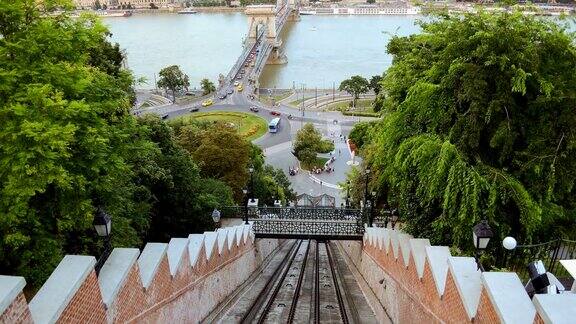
242,187,249,224
369,191,376,227
212,208,221,229
93,207,112,274
345,180,350,208
249,166,255,203
473,220,493,271
363,168,371,208
391,208,399,229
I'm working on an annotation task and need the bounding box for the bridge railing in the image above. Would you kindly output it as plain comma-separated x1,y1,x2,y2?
221,28,266,89
220,206,371,222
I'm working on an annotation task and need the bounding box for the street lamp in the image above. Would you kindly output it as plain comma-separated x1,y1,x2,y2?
212,208,221,228
93,207,112,274
345,180,350,208
368,191,377,227
249,166,255,203
363,168,371,208
390,208,399,229
242,187,249,225
472,220,493,271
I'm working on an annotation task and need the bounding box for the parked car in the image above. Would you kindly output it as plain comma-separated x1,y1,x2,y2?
161,114,169,120
189,107,199,112
233,81,240,86
250,106,259,112
270,111,281,116
202,99,213,107
227,88,234,95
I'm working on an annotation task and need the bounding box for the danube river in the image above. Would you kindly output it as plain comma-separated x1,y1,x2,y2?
105,13,421,89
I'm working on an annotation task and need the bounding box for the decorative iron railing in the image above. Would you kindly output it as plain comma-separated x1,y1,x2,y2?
497,238,576,284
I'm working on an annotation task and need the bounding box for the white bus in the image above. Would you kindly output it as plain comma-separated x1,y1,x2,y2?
268,117,281,133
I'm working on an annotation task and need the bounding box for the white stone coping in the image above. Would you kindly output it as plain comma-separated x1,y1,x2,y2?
137,243,167,289
559,260,576,279
203,232,218,259
481,272,536,323
409,239,430,278
425,246,451,297
29,255,96,324
390,230,400,259
448,257,481,320
217,229,228,254
227,227,237,249
167,238,189,276
533,293,576,324
243,224,254,242
188,234,204,267
98,248,140,307
0,275,26,315
398,233,413,267
381,228,391,252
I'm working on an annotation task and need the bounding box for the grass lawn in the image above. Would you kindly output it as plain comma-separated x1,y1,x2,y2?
301,156,329,170
174,111,268,141
325,99,374,112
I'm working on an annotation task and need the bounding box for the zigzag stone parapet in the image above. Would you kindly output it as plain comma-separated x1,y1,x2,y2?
0,224,277,324
358,226,576,324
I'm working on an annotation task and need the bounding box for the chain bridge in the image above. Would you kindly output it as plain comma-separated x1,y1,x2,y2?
221,0,299,90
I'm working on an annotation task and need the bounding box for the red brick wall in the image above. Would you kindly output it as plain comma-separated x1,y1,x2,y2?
57,271,107,324
0,293,32,324
349,240,505,324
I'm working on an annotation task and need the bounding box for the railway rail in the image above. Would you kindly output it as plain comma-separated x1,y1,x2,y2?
242,239,349,324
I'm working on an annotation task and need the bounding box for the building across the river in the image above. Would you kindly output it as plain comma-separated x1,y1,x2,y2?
300,4,421,15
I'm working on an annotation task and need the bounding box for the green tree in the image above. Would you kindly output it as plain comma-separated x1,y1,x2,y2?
157,65,190,101
339,75,370,108
369,75,383,95
200,78,216,95
177,122,251,198
0,0,153,290
356,11,576,254
293,123,334,168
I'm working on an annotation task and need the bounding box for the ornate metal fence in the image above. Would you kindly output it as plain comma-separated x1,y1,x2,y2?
498,239,576,284
219,206,373,240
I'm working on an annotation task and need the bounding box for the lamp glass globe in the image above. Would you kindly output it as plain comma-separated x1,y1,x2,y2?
503,237,517,250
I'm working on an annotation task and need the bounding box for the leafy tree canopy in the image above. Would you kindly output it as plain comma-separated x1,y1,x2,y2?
200,78,216,95
339,75,370,106
293,123,334,168
157,65,190,101
357,11,576,252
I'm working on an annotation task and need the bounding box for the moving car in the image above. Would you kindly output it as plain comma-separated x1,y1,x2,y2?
237,84,244,92
249,106,259,112
227,88,234,95
189,107,199,112
270,111,281,116
233,81,240,86
218,93,227,100
202,99,213,107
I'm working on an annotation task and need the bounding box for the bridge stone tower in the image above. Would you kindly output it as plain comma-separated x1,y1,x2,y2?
245,4,289,65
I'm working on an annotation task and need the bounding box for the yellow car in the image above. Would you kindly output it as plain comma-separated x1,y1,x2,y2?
201,99,213,107
236,84,244,92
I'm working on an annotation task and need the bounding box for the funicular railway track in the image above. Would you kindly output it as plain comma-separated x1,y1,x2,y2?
242,240,349,324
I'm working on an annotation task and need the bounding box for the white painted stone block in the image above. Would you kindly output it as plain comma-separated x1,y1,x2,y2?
203,232,218,260
0,275,26,315
425,246,451,297
390,229,400,260
216,228,229,254
448,256,481,320
188,234,204,267
98,248,140,307
167,238,188,276
138,243,168,289
409,238,430,278
533,293,576,324
398,233,413,267
29,255,96,324
482,272,536,323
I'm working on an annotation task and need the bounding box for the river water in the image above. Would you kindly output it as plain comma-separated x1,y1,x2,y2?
104,13,420,89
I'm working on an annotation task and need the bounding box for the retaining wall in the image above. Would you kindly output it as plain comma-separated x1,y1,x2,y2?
337,226,576,324
0,224,280,324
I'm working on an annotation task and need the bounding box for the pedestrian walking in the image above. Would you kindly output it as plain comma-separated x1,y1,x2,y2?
338,149,341,156
320,181,323,188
